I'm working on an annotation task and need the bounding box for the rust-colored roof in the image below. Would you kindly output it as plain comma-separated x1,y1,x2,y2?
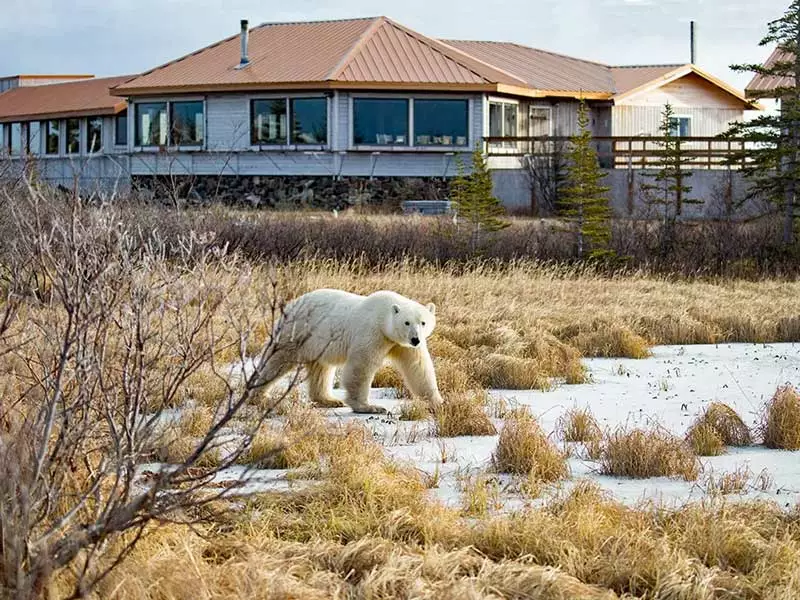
0,75,131,123
745,48,794,97
442,40,615,94
610,64,684,95
114,17,525,95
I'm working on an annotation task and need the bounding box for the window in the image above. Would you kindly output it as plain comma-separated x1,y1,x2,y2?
45,120,60,155
135,102,167,146
28,121,41,154
251,99,287,145
413,99,468,146
353,98,408,145
669,116,691,137
9,122,22,156
66,118,80,154
489,101,518,137
290,98,327,144
170,101,204,146
86,117,103,153
115,110,128,146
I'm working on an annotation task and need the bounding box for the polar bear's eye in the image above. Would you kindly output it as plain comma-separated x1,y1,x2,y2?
404,321,410,326
421,321,426,326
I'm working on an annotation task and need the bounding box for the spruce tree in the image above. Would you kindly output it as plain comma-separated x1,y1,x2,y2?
721,0,800,245
451,145,510,252
639,103,701,256
561,99,613,259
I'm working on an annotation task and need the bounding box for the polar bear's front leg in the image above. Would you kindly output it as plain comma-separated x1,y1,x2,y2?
389,345,444,409
341,350,387,414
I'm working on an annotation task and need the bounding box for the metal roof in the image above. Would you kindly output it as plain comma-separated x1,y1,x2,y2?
610,65,685,95
745,48,794,98
443,40,615,94
0,75,132,123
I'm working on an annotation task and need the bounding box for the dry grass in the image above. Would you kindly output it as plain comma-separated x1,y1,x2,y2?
492,408,569,482
459,473,502,517
557,407,603,443
434,391,497,437
760,385,800,450
686,422,726,456
398,399,430,421
695,402,752,446
470,353,553,390
702,465,754,496
600,426,700,480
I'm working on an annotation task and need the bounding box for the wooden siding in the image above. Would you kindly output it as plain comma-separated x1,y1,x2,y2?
207,95,251,151
616,72,746,109
612,105,741,137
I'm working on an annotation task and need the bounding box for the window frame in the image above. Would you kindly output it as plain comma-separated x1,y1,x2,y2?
348,93,473,151
44,120,61,156
411,98,470,148
351,96,410,148
86,116,103,154
134,101,169,148
289,97,329,145
115,110,128,147
8,122,22,156
250,98,289,147
669,115,692,138
528,105,553,137
487,97,519,150
169,100,205,147
65,118,81,155
249,93,330,150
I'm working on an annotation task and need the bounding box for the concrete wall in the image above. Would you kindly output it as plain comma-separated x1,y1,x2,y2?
492,167,774,220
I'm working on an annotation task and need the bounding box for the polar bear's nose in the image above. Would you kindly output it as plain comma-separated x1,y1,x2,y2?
411,337,420,347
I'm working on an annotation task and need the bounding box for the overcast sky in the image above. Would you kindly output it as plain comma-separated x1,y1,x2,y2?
0,0,790,92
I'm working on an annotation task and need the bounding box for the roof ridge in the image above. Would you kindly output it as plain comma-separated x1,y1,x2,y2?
257,16,382,27
443,39,613,69
326,16,386,80
612,63,687,69
380,22,527,86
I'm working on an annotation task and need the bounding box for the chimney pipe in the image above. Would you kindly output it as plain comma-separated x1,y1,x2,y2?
239,19,250,67
690,20,696,64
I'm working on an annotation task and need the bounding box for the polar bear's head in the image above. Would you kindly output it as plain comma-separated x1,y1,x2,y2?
386,300,437,348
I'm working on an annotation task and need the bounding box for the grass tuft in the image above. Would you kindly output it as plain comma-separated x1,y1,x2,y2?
435,391,497,437
471,354,552,390
398,399,430,421
557,407,603,443
600,426,699,480
686,422,725,456
692,402,752,447
760,385,800,450
492,408,569,482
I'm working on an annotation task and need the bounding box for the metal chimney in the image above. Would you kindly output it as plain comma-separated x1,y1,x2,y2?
238,19,250,68
690,20,696,64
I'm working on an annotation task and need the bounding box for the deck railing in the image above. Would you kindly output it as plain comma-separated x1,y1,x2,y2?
484,136,755,170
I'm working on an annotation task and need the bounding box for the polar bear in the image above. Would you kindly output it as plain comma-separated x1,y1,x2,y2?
253,289,443,414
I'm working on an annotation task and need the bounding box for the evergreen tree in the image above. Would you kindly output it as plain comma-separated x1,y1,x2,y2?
639,103,701,256
451,145,510,252
561,99,613,259
721,0,800,245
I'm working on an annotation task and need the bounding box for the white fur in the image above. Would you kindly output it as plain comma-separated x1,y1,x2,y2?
253,289,443,414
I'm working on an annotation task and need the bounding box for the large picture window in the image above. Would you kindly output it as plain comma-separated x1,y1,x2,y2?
86,117,103,153
45,120,60,155
170,101,204,145
251,99,287,145
413,99,468,146
290,98,327,144
115,110,128,146
135,102,167,146
353,98,408,146
66,119,80,154
9,122,22,156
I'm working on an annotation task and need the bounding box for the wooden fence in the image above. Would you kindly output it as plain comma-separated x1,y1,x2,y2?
484,136,754,170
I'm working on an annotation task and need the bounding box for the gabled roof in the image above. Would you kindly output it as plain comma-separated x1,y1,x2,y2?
745,48,794,98
442,40,615,97
113,17,529,96
611,63,758,108
0,75,131,123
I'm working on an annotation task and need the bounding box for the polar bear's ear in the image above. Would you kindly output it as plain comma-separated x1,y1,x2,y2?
426,303,436,315
392,304,400,314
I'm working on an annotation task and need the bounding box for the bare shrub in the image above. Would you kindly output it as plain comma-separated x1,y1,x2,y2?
492,408,569,482
600,427,699,480
760,385,800,450
0,185,303,598
435,391,497,437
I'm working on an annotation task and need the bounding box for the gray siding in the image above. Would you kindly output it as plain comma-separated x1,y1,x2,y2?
206,95,250,151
